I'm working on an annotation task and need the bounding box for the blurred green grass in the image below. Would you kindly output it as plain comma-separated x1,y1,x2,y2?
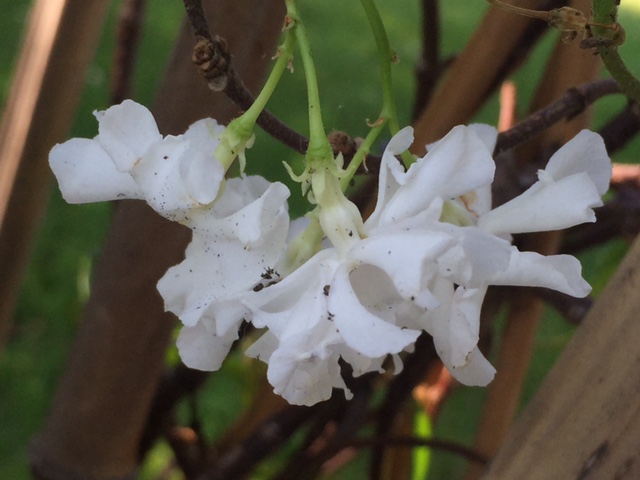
1,1,639,478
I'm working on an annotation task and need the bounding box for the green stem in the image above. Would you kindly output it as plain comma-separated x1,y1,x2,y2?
359,0,413,168
592,0,640,102
360,0,399,134
240,26,296,127
285,0,333,162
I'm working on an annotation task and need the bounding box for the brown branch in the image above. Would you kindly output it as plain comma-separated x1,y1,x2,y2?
562,187,640,253
111,0,147,104
611,162,640,189
138,364,209,459
495,78,621,154
180,0,390,167
599,100,640,155
467,15,602,478
182,0,308,151
29,1,286,477
0,0,112,354
412,0,568,150
272,376,374,480
370,334,437,480
412,0,442,121
199,405,320,480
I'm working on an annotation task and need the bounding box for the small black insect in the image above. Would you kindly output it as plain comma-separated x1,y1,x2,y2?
251,267,281,292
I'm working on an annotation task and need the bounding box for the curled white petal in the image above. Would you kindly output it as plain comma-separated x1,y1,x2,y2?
176,318,239,371
96,99,162,172
366,126,414,228
330,264,421,358
428,280,486,370
49,138,141,203
435,225,512,286
449,347,496,387
262,320,351,406
544,129,611,196
488,249,591,297
131,136,225,217
478,173,602,235
349,229,452,298
371,125,495,227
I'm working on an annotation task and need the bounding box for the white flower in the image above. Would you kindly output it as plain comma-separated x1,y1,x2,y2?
49,100,226,221
157,176,290,371
246,124,610,404
373,125,609,384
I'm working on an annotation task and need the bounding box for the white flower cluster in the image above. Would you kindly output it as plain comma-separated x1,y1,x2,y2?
50,100,611,406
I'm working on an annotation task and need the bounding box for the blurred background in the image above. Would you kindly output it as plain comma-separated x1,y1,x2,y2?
2,0,640,478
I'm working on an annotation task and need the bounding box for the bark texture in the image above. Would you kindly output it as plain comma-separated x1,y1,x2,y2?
29,1,284,478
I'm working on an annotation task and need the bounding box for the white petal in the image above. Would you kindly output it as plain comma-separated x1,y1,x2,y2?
96,100,162,172
426,281,496,387
488,248,591,297
544,129,611,196
209,176,273,217
157,179,290,327
372,125,496,226
157,236,226,327
265,320,351,406
468,124,498,153
349,229,452,297
131,135,225,218
329,263,420,358
448,347,496,386
245,330,279,363
183,117,225,152
49,138,141,203
366,126,414,228
188,179,290,245
176,318,239,371
429,281,485,369
435,225,512,286
447,286,486,367
478,173,602,235
245,249,340,338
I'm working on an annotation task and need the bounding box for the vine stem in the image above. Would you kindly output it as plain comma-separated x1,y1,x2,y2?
236,27,295,128
357,0,414,169
592,0,640,102
284,0,333,162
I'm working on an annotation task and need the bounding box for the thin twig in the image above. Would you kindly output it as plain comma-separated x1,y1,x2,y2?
180,0,387,166
352,436,488,466
370,334,437,480
599,101,640,154
138,364,209,458
495,78,621,154
562,187,640,253
272,382,373,480
198,405,319,480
